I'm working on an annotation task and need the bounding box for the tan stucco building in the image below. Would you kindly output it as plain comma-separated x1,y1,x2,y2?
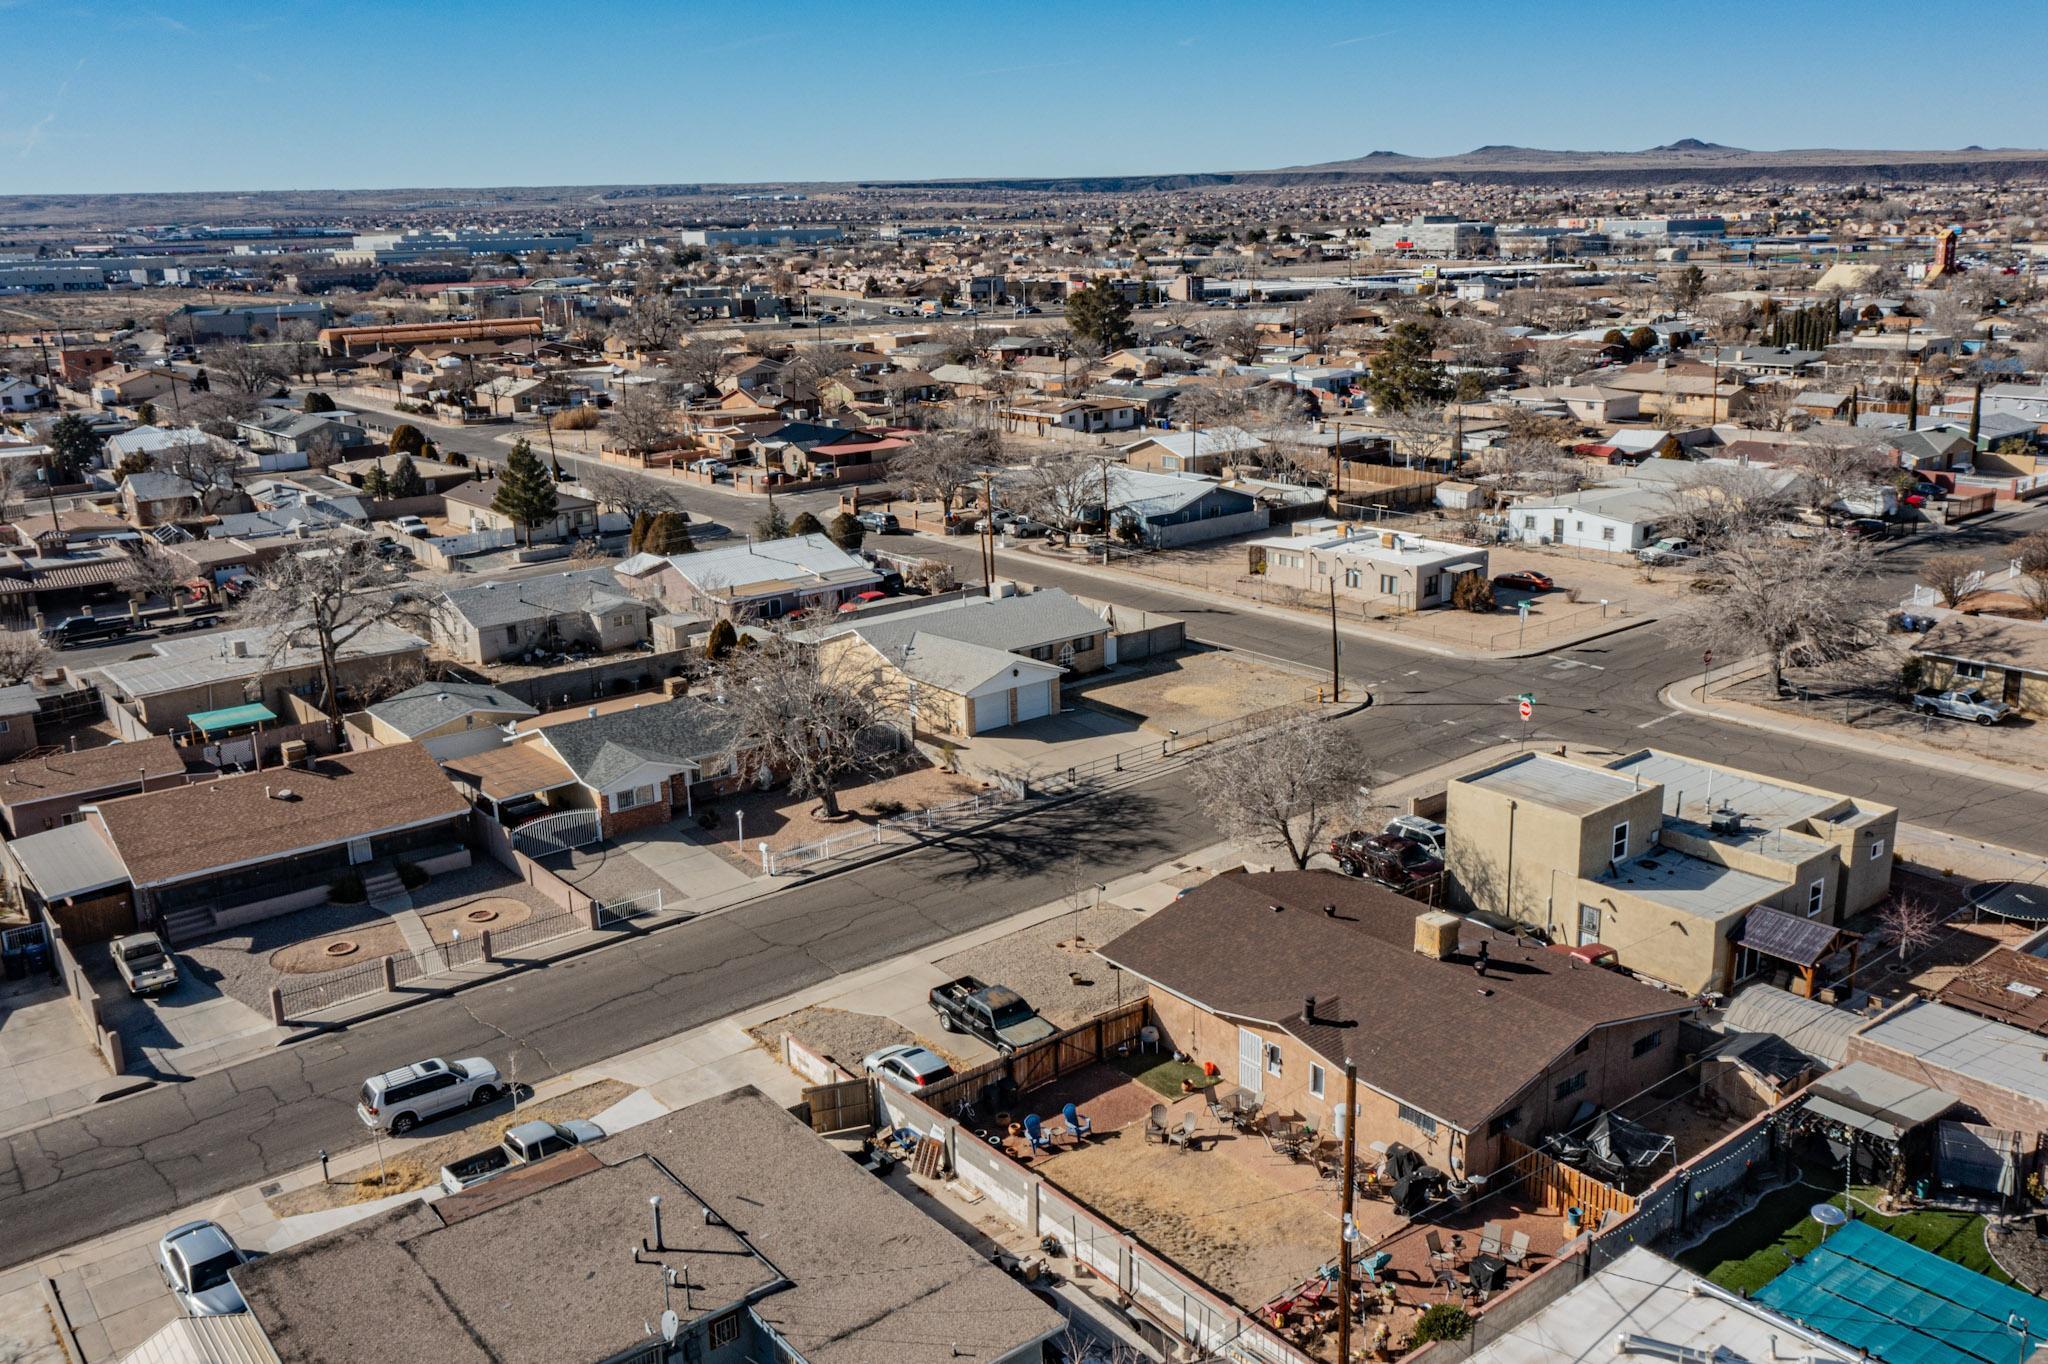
1247,525,1488,611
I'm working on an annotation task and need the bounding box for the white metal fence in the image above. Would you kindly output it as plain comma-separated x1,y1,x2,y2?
512,810,602,857
595,888,665,929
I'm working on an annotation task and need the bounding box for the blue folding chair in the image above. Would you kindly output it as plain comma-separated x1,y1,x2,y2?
1023,1113,1055,1154
1062,1103,1093,1141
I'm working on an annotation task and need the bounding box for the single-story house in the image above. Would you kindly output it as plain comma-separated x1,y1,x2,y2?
434,568,652,665
1122,426,1265,476
1507,486,1673,553
119,470,206,528
93,620,429,733
1100,869,1695,1178
0,733,188,839
1911,612,2048,718
0,377,49,413
443,479,597,543
329,453,474,493
1001,397,1144,437
343,681,537,761
234,411,374,461
1097,467,1270,548
1247,525,1487,610
615,533,880,621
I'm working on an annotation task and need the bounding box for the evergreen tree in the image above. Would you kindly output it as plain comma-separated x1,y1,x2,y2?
388,454,426,499
643,510,694,555
387,423,426,457
490,439,560,546
134,401,157,427
46,414,101,483
302,390,337,413
1065,279,1135,352
788,511,825,538
754,505,791,540
363,466,390,499
629,511,653,554
1627,326,1658,353
825,511,865,552
703,618,738,660
1366,322,1451,414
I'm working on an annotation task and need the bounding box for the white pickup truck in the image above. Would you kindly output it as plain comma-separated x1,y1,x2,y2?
111,933,178,996
438,1119,605,1194
1912,688,2016,725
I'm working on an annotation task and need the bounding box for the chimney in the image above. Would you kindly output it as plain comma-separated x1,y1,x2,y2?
1303,995,1316,1024
1413,910,1461,961
230,639,250,659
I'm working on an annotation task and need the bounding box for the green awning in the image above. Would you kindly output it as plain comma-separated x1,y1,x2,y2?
189,703,277,734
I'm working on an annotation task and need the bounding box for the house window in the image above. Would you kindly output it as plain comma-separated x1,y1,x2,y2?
1611,821,1630,861
1807,879,1825,917
1955,662,1985,680
1309,1064,1326,1098
1521,515,1536,529
611,784,659,812
1869,839,1886,861
1633,1030,1664,1058
1424,574,1441,597
1344,568,1362,589
1554,1071,1587,1101
1379,574,1398,594
1601,525,1615,542
708,1312,743,1349
1264,1043,1283,1076
1398,1104,1438,1136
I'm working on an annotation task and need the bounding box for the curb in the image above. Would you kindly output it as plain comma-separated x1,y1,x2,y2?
41,1276,83,1364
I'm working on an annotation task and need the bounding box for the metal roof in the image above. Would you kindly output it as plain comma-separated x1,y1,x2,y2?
7,821,131,901
1858,999,2048,1109
1736,906,1846,968
94,621,425,699
1721,984,1861,1065
1607,751,1842,829
1807,1060,1959,1140
189,702,277,733
1458,752,1640,815
118,1311,278,1364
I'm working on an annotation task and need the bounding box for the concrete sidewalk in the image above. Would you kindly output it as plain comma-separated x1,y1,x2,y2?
0,834,1259,1363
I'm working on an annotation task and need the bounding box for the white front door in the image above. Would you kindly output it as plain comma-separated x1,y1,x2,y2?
1578,903,1601,945
1238,1027,1263,1095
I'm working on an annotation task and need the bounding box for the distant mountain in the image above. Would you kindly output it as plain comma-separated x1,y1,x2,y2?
1648,138,1741,152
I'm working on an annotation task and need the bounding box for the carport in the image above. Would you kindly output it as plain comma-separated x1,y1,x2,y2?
7,820,135,940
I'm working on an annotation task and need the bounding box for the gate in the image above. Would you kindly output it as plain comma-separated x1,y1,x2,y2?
802,1077,874,1133
511,810,601,857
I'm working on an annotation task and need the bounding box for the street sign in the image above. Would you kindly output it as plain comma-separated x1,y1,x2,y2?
1517,698,1533,721
1517,600,1531,617
1703,650,1713,667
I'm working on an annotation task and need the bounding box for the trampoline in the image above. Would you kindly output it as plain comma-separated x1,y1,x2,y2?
1754,1219,2041,1364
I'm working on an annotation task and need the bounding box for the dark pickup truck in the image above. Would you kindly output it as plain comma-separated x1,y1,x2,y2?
438,1118,605,1194
929,976,1057,1054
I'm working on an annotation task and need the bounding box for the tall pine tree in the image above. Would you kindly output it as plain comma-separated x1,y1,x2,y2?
491,439,560,546
1065,279,1135,352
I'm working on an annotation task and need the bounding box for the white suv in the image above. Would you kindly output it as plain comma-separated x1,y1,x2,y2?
357,1056,501,1134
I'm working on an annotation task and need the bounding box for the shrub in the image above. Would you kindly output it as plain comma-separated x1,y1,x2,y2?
1411,1304,1471,1344
395,860,428,890
703,618,738,660
1451,573,1497,613
551,405,600,431
788,511,825,538
329,872,366,904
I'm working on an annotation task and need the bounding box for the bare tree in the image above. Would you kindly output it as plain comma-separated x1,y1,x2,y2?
1672,527,1878,693
185,388,261,439
1472,435,1590,503
119,541,186,614
1745,384,1810,432
1921,552,1984,608
716,633,905,819
605,385,680,456
612,293,683,351
1185,715,1376,870
1014,447,1102,537
1879,894,1945,967
201,342,285,400
278,322,325,382
1785,427,1894,526
1293,291,1354,352
671,337,730,400
577,464,690,525
775,346,857,398
150,432,242,515
0,631,52,686
1198,314,1263,365
892,429,988,519
1657,463,1799,547
235,542,438,743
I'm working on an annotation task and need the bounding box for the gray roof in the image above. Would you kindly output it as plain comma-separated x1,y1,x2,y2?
1509,486,1674,524
1458,752,1639,815
123,470,196,502
1720,984,1861,1065
0,683,39,719
626,533,878,600
1805,1058,1959,1140
8,821,130,900
442,568,645,631
366,681,535,737
881,632,1062,694
822,588,1107,659
95,621,425,700
1607,751,1841,829
1856,999,2048,1108
1594,845,1786,921
537,695,740,790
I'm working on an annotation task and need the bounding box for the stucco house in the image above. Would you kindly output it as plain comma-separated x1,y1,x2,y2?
1247,525,1487,610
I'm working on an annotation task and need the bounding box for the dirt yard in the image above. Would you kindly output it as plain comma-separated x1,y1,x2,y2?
699,762,993,863
748,1005,966,1071
1723,670,2048,774
1039,1126,1333,1313
270,919,408,975
1076,648,1312,734
937,906,1149,1029
422,897,533,943
265,1079,633,1213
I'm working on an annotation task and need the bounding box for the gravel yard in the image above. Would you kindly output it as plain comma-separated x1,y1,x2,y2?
936,905,1149,1028
747,1006,965,1072
1075,649,1312,734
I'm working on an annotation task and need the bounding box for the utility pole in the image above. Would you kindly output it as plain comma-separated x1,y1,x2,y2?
1100,457,1111,564
1337,1060,1358,1364
1328,579,1341,701
980,472,995,592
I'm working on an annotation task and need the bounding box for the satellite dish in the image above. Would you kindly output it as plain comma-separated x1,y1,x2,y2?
661,1310,680,1343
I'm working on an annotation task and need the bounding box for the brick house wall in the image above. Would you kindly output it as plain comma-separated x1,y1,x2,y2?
596,775,678,840
1844,1032,2048,1135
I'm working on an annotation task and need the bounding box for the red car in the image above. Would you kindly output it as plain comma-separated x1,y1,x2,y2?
1492,570,1557,593
837,590,890,615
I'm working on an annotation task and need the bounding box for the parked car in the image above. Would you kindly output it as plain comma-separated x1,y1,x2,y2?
389,515,432,538
156,1221,250,1317
1491,570,1556,593
929,977,1057,1054
856,511,900,534
815,313,838,325
862,1044,955,1091
43,614,132,648
1012,305,1042,316
111,932,178,996
1636,538,1693,566
1382,814,1448,860
438,1118,604,1194
688,458,730,477
1329,831,1443,887
356,1056,502,1134
1911,688,2016,725
1840,517,1891,540
837,590,891,614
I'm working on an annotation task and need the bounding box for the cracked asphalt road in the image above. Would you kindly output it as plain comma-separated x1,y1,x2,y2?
11,508,2048,1268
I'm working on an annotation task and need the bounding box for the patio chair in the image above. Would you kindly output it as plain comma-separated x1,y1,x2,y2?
1501,1231,1531,1266
1137,1025,1161,1054
1062,1103,1092,1141
1203,1087,1224,1122
1231,1098,1262,1133
1023,1114,1055,1155
1478,1222,1505,1257
1168,1112,1199,1152
1144,1104,1170,1143
1359,1251,1393,1285
1431,1267,1467,1301
1425,1230,1456,1268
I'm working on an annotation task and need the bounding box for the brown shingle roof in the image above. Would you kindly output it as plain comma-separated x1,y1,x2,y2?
0,736,186,807
1098,870,1691,1129
95,744,468,887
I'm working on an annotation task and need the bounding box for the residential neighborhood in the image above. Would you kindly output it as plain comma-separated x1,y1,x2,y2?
12,8,2048,1364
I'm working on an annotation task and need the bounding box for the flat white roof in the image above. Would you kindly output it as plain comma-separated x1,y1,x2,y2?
1859,999,2048,1108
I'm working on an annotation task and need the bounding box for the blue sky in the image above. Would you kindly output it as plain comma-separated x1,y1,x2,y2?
7,0,2048,194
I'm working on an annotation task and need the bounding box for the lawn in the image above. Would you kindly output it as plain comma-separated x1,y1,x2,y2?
1677,1172,2012,1293
1107,1052,1218,1098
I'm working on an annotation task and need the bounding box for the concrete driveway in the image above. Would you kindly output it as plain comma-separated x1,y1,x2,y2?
0,973,113,1135
81,946,281,1082
953,709,1145,780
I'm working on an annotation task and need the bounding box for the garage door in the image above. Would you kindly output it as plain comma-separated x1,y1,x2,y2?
1011,680,1053,725
971,692,1008,734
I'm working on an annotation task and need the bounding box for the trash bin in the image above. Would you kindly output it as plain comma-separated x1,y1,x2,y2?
0,947,21,980
20,940,50,979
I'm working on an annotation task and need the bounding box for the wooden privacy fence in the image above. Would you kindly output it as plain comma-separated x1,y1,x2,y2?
1497,1134,1636,1221
920,998,1150,1116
